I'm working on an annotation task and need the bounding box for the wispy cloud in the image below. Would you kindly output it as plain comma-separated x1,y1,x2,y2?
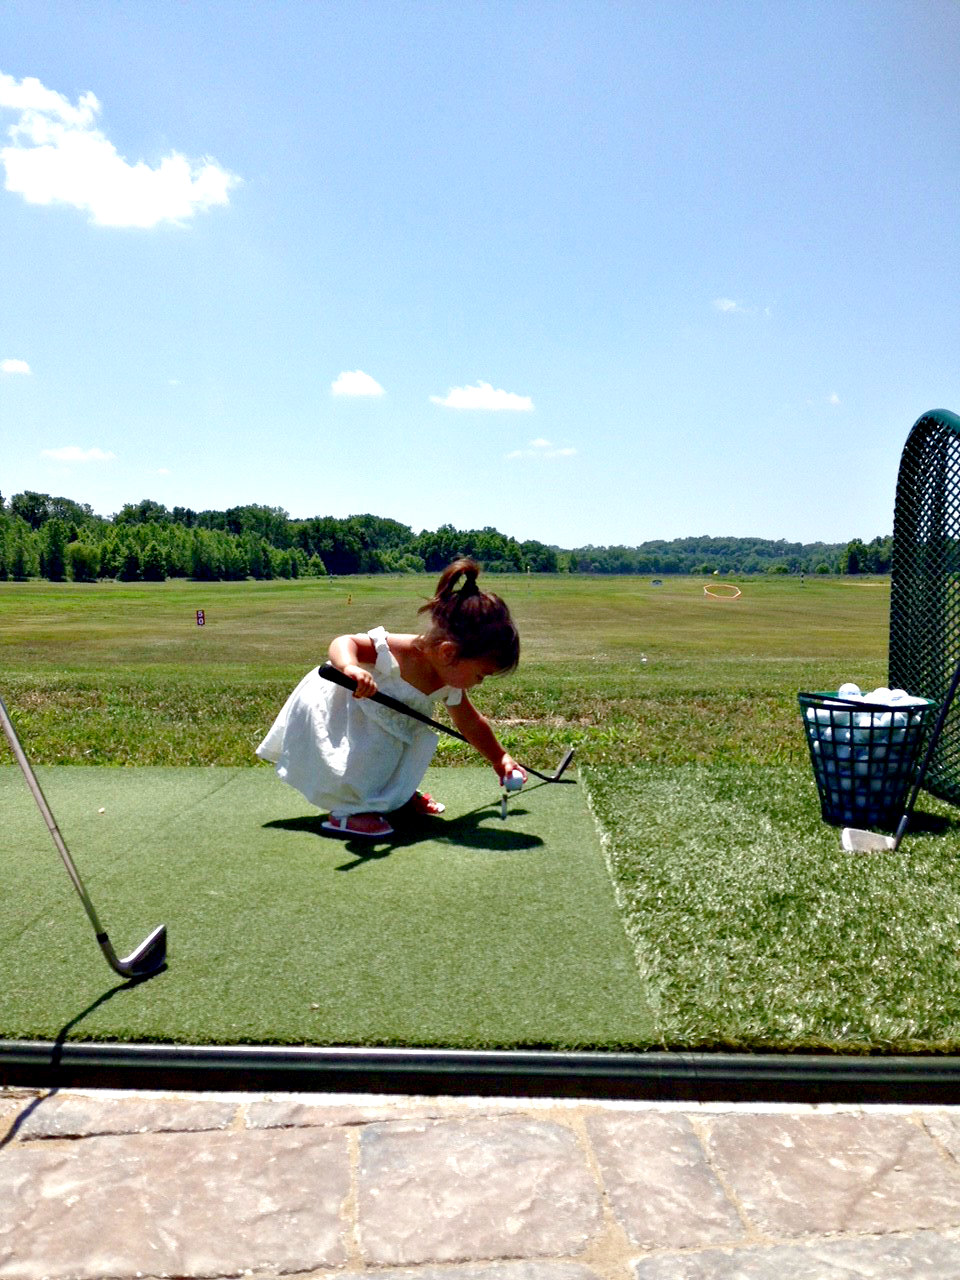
506,437,576,460
828,392,841,406
430,381,534,411
712,297,771,317
1,357,31,374
41,445,116,463
0,72,239,228
331,369,385,397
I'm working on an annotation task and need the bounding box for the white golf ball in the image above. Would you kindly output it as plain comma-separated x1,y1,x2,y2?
838,682,862,698
503,769,524,793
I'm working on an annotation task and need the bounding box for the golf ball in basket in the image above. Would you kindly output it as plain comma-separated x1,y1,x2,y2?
838,682,862,698
503,769,524,792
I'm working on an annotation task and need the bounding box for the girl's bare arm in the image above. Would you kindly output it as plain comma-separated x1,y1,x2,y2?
328,633,379,697
448,695,522,779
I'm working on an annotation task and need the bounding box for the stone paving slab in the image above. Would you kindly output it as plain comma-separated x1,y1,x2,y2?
11,1092,238,1139
585,1112,745,1250
337,1267,604,1280
706,1111,960,1237
923,1108,960,1162
358,1116,603,1265
245,1095,467,1130
0,1124,351,1279
3,1088,960,1280
632,1233,960,1279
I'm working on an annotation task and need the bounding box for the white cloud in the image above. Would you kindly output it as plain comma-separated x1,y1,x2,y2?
1,357,30,374
0,72,239,228
505,438,576,460
430,381,534,411
829,392,841,406
331,369,385,397
713,297,771,318
41,445,116,463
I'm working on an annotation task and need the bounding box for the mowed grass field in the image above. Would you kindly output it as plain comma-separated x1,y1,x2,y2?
6,572,960,1053
0,572,890,768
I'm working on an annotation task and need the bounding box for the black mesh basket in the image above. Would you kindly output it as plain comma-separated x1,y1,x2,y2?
798,692,936,828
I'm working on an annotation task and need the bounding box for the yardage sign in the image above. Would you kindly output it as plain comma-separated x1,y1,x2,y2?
196,609,205,626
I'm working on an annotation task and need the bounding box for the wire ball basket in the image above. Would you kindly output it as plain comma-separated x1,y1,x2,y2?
798,691,937,829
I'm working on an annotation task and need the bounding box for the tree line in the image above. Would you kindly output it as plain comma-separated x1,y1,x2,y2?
0,490,890,582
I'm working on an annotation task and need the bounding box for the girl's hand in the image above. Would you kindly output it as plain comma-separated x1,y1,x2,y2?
498,754,526,783
343,664,378,699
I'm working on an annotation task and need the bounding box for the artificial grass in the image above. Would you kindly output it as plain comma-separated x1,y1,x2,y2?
586,763,960,1053
0,765,653,1050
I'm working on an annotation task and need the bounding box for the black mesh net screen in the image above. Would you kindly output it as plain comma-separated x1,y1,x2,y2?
889,409,960,804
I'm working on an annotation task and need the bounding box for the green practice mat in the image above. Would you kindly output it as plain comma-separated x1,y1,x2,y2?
0,766,654,1049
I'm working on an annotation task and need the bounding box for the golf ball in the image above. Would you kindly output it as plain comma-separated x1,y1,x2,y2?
838,682,862,698
503,769,524,793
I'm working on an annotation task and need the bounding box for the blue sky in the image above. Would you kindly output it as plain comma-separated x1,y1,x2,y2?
1,1,958,548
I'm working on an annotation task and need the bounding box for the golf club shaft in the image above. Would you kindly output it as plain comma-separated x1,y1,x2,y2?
0,694,107,937
317,663,573,783
892,656,960,850
0,693,164,977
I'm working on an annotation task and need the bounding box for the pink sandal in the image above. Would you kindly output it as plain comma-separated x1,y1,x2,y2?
322,814,394,839
410,791,445,816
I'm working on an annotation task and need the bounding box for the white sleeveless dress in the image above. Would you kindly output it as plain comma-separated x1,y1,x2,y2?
256,627,462,815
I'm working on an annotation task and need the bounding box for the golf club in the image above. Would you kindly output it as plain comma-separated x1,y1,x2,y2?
841,656,960,853
317,663,575,783
0,692,167,979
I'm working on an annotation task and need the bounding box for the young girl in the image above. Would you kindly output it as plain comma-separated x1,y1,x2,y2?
256,559,525,838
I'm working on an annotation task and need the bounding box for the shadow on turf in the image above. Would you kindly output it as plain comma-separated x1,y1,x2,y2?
901,809,957,838
0,977,156,1147
48,971,166,1054
0,970,168,1147
264,799,544,868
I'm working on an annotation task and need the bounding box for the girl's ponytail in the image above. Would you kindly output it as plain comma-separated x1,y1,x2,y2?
432,558,480,604
419,558,519,673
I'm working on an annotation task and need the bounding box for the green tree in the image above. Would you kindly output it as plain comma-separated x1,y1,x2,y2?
141,541,167,581
843,539,866,574
67,542,100,582
114,499,171,525
8,520,38,579
40,518,68,581
117,545,142,581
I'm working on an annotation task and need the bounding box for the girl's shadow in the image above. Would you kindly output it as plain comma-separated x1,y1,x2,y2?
264,799,544,869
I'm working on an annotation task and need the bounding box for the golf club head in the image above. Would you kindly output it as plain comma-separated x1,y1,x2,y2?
841,828,896,853
553,747,576,781
111,923,167,978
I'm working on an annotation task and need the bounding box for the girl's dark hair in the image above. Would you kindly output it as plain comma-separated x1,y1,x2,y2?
418,558,520,674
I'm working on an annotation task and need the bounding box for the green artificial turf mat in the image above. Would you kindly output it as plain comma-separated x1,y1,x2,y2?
587,763,960,1053
0,765,653,1049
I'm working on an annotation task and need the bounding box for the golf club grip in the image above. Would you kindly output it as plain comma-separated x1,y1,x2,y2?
317,664,470,742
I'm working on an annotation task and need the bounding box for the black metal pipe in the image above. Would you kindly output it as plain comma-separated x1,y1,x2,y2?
4,1040,960,1103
